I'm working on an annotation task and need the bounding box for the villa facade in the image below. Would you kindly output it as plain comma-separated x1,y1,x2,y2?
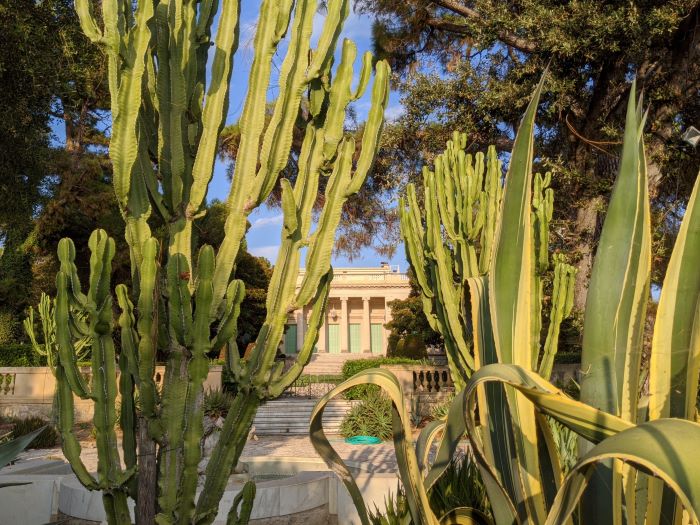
284,264,411,355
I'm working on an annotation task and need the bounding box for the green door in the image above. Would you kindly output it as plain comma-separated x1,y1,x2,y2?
371,323,383,354
284,324,297,354
328,324,340,354
349,323,361,353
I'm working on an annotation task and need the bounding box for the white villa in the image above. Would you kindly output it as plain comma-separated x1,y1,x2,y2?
284,263,411,356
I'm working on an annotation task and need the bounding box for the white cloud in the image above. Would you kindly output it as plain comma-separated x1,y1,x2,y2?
249,245,280,261
250,213,284,230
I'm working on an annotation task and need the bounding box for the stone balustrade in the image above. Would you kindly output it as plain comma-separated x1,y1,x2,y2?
0,365,222,422
380,364,455,418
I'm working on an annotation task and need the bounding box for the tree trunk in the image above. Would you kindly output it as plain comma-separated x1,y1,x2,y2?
572,195,603,312
136,415,157,525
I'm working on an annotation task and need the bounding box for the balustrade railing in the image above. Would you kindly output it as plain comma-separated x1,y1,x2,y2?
412,366,453,393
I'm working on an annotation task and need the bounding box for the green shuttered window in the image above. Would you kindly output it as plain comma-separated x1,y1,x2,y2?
370,323,383,354
327,324,340,354
349,323,361,353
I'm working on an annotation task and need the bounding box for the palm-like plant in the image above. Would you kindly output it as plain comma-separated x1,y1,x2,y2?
310,75,700,524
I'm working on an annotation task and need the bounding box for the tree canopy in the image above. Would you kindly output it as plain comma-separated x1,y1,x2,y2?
358,0,700,309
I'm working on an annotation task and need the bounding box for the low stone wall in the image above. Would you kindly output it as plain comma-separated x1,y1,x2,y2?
0,365,222,422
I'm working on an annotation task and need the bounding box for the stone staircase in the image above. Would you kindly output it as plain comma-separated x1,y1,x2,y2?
300,353,369,375
252,398,356,435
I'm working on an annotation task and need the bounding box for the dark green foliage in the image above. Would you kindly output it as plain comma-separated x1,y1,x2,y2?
389,334,428,360
369,456,491,523
10,417,58,449
341,357,424,400
32,154,128,298
0,344,45,367
202,390,234,419
339,391,393,441
428,457,490,519
369,485,410,525
553,351,581,364
0,0,109,327
385,272,442,356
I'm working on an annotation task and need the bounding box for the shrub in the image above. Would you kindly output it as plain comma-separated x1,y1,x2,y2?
430,394,455,421
388,335,428,360
342,357,424,400
0,311,20,346
369,455,490,523
10,416,58,449
203,389,234,419
0,344,45,366
339,391,393,441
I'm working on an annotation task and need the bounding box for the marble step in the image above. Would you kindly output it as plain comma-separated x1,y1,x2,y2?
253,399,356,435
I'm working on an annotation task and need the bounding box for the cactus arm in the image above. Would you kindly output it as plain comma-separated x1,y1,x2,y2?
351,51,373,100
86,234,128,480
55,242,91,398
538,257,577,379
157,254,195,522
306,0,349,79
478,146,502,274
294,139,353,305
74,0,103,44
268,269,332,397
167,254,194,347
253,0,316,204
176,247,216,523
109,0,155,271
155,0,173,211
211,0,294,311
226,480,256,525
186,0,240,215
346,60,390,195
211,279,245,363
319,39,356,162
55,364,99,489
116,284,140,493
195,392,260,525
136,238,161,431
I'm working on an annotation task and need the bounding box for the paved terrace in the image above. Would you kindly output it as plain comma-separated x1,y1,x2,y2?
14,434,405,473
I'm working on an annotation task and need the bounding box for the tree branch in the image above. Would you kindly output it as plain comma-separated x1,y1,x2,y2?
430,0,537,53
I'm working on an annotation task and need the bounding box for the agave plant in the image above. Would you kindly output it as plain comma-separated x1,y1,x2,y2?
310,75,700,525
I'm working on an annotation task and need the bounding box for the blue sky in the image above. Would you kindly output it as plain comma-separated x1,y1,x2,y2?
206,2,408,269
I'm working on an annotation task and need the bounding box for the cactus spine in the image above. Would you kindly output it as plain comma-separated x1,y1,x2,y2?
399,133,576,387
56,0,390,524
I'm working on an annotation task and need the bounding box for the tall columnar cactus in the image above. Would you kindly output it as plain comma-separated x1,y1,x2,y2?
311,77,700,525
56,1,390,524
399,133,576,388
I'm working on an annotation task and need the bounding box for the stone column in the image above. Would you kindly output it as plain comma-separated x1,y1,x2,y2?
317,315,327,352
362,296,371,353
383,298,392,356
296,308,305,351
340,296,349,353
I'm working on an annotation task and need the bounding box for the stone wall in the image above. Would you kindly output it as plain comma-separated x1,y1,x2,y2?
0,365,222,422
